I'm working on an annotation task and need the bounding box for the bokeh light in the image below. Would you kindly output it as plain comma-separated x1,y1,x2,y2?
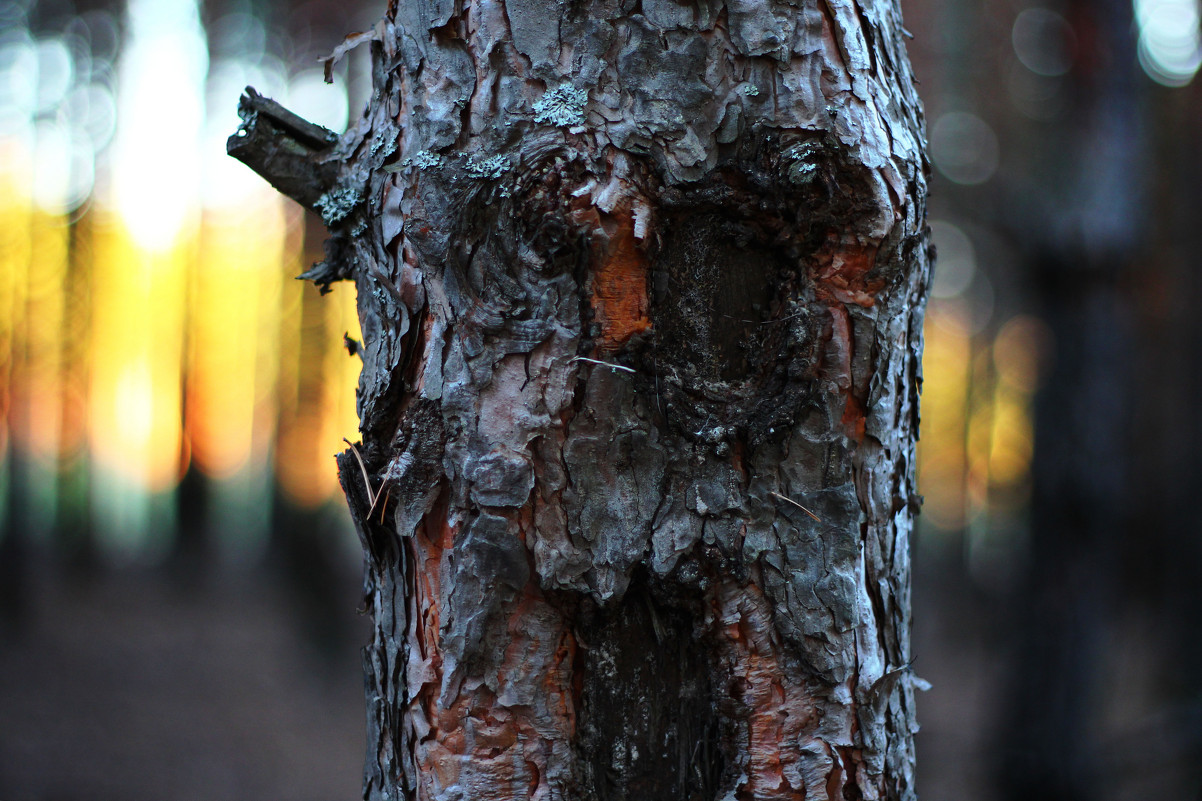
1135,0,1202,86
111,0,207,252
1012,8,1076,77
288,68,349,133
929,219,977,299
930,111,999,185
0,0,363,564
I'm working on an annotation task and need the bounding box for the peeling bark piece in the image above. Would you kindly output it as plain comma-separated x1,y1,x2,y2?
505,0,562,70
467,449,535,507
387,399,447,538
727,0,797,59
562,407,666,600
320,24,382,84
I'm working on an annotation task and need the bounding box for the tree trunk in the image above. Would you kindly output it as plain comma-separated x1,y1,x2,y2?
231,1,930,798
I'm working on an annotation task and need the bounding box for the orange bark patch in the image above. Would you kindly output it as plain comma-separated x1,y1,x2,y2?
842,392,867,443
822,293,867,443
590,210,651,353
409,520,577,801
415,506,454,658
811,233,882,308
545,628,578,731
410,309,438,395
712,583,818,801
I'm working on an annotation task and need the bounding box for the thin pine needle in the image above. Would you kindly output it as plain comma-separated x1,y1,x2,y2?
376,487,392,524
770,491,822,522
343,438,379,507
570,356,636,373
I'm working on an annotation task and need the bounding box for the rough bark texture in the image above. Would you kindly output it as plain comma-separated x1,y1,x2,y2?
231,0,929,798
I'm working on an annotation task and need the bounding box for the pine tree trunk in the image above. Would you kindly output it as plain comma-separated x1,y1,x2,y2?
231,1,930,798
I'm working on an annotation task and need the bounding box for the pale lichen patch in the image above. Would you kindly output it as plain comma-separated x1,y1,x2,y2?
533,84,589,127
465,154,510,179
403,150,444,169
314,186,362,226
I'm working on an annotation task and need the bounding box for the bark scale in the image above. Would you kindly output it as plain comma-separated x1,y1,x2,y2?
231,0,930,798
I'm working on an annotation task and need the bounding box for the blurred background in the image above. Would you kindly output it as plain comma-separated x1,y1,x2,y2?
1,0,1200,798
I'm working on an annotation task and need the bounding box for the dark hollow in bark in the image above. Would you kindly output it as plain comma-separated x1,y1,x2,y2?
575,576,725,801
655,211,784,382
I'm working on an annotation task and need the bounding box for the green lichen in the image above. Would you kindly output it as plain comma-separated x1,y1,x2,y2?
314,186,361,226
370,132,398,160
783,141,824,185
395,150,443,170
533,84,588,127
465,154,510,180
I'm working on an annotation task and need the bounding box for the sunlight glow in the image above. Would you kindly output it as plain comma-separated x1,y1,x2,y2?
918,302,972,530
202,57,285,209
35,37,74,114
1,3,368,562
88,212,186,494
111,0,207,252
32,118,94,213
189,203,287,479
0,33,37,137
114,363,154,446
288,69,350,133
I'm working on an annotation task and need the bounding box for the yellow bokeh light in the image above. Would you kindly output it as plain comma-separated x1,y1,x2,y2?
189,197,287,480
0,138,33,471
918,299,973,531
0,5,372,562
113,363,154,446
274,225,362,510
88,210,187,494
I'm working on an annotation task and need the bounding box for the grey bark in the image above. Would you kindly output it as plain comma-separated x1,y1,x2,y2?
231,0,930,798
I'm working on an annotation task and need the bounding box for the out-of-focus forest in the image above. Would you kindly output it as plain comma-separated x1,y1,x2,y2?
1,0,1200,798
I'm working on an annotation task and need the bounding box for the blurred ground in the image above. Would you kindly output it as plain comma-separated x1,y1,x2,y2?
0,564,367,801
913,549,1004,801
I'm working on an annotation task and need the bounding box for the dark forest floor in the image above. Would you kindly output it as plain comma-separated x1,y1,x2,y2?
0,565,367,801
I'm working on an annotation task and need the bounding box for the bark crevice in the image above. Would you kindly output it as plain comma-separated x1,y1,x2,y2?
575,575,726,801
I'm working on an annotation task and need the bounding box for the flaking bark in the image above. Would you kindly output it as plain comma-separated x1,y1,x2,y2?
232,0,930,798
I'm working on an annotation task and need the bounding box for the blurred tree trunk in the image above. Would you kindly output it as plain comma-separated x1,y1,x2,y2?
231,1,929,798
996,0,1141,797
1121,22,1202,800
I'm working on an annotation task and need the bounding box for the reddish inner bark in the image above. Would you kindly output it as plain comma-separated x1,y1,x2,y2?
589,208,652,354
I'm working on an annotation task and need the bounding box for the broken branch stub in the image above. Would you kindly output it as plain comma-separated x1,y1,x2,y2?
226,87,341,212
